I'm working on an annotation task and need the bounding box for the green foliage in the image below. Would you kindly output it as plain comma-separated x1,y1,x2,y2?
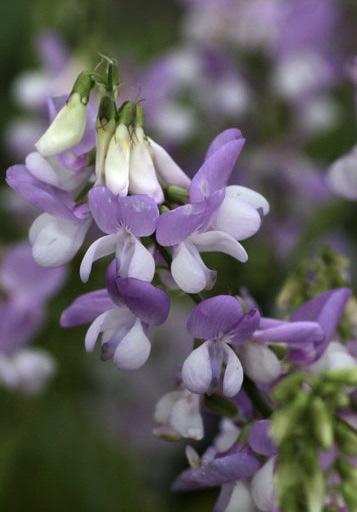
272,369,357,511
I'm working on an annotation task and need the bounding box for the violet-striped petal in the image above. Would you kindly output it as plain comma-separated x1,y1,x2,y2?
156,190,224,246
253,321,324,347
60,289,113,327
190,135,245,202
6,165,77,220
291,288,351,357
172,447,260,491
230,309,261,346
181,341,213,395
205,129,244,160
114,277,170,326
89,186,159,236
171,241,216,294
248,421,277,457
187,295,244,340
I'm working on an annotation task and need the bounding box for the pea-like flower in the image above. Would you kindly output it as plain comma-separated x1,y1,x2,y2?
182,295,260,397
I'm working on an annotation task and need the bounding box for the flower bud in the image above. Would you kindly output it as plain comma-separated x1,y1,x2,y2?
35,71,94,157
335,420,357,456
310,397,334,449
95,96,117,183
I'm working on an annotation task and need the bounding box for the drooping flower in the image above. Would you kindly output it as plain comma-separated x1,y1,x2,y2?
80,186,159,283
156,129,269,293
61,273,170,370
181,295,260,397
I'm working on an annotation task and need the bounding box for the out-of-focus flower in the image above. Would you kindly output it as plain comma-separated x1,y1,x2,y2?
153,388,203,441
327,146,357,200
0,243,66,393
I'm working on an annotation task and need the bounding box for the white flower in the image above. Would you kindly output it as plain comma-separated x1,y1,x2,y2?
29,213,91,267
0,349,56,394
327,147,357,200
153,389,204,441
35,92,87,156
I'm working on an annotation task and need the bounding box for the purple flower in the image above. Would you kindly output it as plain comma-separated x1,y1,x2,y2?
156,129,269,293
181,296,260,397
61,275,170,370
80,186,159,283
6,164,91,267
0,243,66,354
237,288,351,384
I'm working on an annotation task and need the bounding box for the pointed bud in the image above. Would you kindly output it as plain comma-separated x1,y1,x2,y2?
271,394,309,443
104,123,131,195
165,185,189,204
324,367,357,386
95,96,117,183
341,481,357,510
310,397,334,449
335,420,357,456
35,72,94,157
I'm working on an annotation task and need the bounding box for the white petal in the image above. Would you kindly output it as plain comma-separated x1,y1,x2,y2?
224,481,257,512
12,349,56,394
80,234,118,283
192,231,248,263
113,318,151,370
95,118,116,183
29,213,91,267
104,124,130,196
129,128,164,203
35,93,87,156
149,137,191,188
212,196,261,240
171,241,216,293
238,343,282,384
25,152,60,186
154,391,182,423
251,457,276,512
327,149,357,200
222,345,244,397
85,311,110,352
214,418,240,454
225,185,270,215
170,392,204,440
182,341,213,394
117,233,156,282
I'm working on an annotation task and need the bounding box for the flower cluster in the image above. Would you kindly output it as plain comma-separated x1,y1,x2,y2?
0,242,65,393
6,61,357,512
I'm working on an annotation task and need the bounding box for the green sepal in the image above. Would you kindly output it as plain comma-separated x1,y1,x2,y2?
204,393,239,418
71,71,95,104
165,185,189,204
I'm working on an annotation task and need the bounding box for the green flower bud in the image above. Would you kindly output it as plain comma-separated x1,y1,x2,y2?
324,367,357,386
341,481,357,510
118,101,136,127
273,372,307,401
335,420,357,456
272,393,309,443
71,71,95,105
165,185,189,204
310,397,334,449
